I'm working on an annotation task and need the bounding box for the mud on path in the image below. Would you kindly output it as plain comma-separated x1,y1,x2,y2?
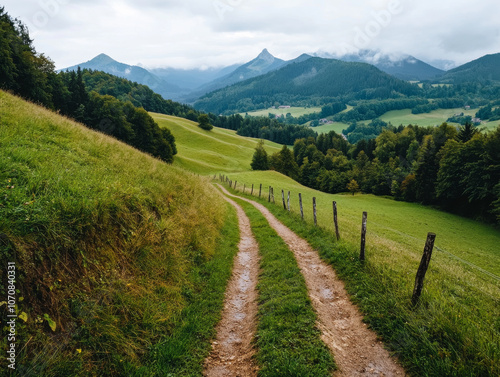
203,193,260,377
219,185,406,377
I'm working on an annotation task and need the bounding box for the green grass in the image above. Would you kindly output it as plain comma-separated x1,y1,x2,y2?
222,181,499,376
311,122,349,134
231,196,335,376
146,205,240,376
152,113,282,174
379,108,479,127
155,110,499,375
241,107,322,118
0,91,233,375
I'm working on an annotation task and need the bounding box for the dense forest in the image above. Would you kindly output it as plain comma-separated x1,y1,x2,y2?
194,57,422,114
254,123,500,224
0,8,176,163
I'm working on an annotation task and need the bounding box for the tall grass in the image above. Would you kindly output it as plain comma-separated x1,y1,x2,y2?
0,91,231,375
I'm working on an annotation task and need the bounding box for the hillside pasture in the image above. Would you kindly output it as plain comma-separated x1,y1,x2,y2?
379,107,478,127
158,113,499,375
241,106,322,118
152,113,282,174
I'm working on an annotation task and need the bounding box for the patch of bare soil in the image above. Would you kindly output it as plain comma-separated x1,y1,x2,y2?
203,194,260,377
219,185,406,377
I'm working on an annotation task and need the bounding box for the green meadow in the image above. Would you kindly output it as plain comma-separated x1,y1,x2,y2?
158,114,499,376
241,106,322,118
1,90,497,376
380,107,479,127
152,113,282,174
311,121,349,134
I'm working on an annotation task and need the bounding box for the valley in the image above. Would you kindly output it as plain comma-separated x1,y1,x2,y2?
1,5,499,375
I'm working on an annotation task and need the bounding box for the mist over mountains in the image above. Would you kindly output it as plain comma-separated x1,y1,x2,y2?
61,49,500,105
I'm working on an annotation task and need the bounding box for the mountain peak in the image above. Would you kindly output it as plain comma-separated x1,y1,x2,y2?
257,48,274,61
90,53,116,65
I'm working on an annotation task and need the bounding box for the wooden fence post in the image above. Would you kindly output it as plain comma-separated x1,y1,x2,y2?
234,181,237,190
243,184,246,193
281,190,287,210
268,186,271,202
360,212,367,261
251,184,254,196
287,191,291,212
299,194,304,220
259,184,262,198
313,197,317,226
412,233,437,306
272,187,275,203
333,201,340,241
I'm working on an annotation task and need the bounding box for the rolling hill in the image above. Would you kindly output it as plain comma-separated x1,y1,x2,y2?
194,57,422,114
151,111,499,377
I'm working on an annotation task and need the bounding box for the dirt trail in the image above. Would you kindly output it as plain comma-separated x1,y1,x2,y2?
203,194,260,377
218,185,406,377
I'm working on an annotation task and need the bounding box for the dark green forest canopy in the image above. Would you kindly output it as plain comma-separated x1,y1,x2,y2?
258,124,500,224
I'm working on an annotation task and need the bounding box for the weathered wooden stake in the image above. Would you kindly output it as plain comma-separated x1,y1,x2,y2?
243,184,246,193
234,181,237,190
251,184,254,196
287,191,291,212
259,184,262,198
333,201,340,241
281,190,287,210
268,186,271,202
271,187,275,203
412,233,437,306
313,197,317,226
299,194,304,220
360,212,367,261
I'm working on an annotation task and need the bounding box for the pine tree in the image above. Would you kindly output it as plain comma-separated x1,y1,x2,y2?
250,140,269,170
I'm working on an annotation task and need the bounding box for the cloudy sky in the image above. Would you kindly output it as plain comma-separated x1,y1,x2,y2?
3,0,499,70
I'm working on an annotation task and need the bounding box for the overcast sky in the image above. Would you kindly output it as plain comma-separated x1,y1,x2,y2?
3,0,499,70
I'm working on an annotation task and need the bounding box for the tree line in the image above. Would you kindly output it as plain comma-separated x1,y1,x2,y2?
0,8,176,163
252,124,500,224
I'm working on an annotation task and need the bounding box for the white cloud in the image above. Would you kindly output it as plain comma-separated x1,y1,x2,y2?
2,0,499,69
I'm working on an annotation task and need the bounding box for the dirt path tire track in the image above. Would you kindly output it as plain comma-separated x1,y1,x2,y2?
203,194,260,377
218,185,406,377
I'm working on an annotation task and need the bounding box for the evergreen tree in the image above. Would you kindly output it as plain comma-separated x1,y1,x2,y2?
250,140,269,170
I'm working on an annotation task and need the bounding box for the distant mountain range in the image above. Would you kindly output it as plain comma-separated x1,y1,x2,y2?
194,57,421,114
316,50,445,81
61,49,500,107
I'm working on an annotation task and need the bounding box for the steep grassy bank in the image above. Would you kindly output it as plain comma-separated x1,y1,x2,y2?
0,90,233,375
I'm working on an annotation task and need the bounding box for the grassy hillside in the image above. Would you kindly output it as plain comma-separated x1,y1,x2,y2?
161,113,499,375
152,113,282,174
0,90,236,375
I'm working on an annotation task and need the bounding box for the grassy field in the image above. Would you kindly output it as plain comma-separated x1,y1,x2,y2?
0,91,237,376
311,122,349,134
152,113,282,174
379,108,478,127
160,114,499,376
241,106,322,118
221,178,499,376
